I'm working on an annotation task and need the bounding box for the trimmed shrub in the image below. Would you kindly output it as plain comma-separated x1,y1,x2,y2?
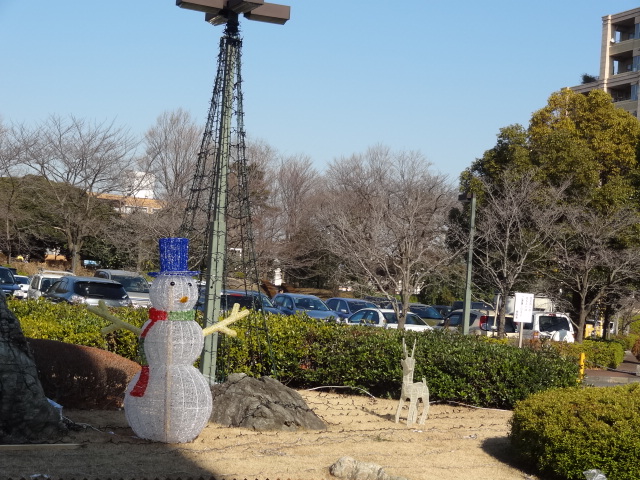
10,298,147,360
629,318,640,335
552,339,625,369
510,384,640,480
221,314,580,408
610,333,639,352
11,301,580,409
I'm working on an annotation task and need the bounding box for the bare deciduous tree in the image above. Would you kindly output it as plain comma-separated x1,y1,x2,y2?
264,153,321,284
139,108,201,205
544,205,640,342
608,292,640,335
16,115,138,272
465,170,564,337
244,139,281,281
319,145,455,327
0,119,25,260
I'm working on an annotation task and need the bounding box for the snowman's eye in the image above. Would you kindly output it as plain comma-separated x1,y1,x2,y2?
187,282,193,287
170,281,176,286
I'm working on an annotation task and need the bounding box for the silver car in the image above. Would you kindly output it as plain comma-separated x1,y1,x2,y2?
28,270,73,300
94,269,151,308
42,276,132,307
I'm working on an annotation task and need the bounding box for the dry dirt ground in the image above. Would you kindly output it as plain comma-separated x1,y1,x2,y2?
1,390,539,480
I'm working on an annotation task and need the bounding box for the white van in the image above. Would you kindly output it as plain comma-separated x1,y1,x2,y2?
28,270,72,300
493,293,555,315
520,312,575,342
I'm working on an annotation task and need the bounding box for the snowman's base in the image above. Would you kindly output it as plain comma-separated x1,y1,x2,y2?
125,365,213,443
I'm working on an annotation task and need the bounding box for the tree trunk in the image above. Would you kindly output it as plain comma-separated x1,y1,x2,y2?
576,307,588,344
0,294,65,443
67,236,83,274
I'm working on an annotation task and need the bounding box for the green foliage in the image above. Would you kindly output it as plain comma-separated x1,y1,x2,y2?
10,298,147,360
609,333,639,352
10,302,580,409
510,384,640,480
413,332,579,409
221,313,580,408
552,339,625,369
629,318,640,335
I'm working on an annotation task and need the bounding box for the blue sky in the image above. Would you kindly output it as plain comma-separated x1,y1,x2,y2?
2,1,640,182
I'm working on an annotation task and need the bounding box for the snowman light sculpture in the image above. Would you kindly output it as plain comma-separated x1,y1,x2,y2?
89,237,249,443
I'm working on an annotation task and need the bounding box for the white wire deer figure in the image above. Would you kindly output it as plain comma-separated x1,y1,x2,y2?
395,339,429,426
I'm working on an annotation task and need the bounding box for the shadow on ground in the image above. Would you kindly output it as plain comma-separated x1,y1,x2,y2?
481,437,542,479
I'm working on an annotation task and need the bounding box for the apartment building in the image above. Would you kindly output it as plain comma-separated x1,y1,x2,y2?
97,193,163,214
571,7,640,117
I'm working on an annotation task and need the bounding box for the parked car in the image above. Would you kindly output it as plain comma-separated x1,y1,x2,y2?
431,305,453,317
378,302,443,325
451,300,495,313
346,308,433,332
196,288,281,315
28,270,73,300
475,314,517,335
481,312,574,342
362,296,393,308
94,269,151,308
520,312,575,342
325,297,377,321
406,304,443,323
385,312,434,332
435,309,492,335
0,267,20,298
42,276,132,307
13,275,30,299
271,293,339,321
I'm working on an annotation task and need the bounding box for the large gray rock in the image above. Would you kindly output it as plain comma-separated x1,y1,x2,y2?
0,294,65,443
210,373,326,431
330,456,408,480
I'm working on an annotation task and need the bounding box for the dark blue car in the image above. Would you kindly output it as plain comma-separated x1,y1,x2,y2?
272,293,339,321
196,288,281,315
0,267,20,298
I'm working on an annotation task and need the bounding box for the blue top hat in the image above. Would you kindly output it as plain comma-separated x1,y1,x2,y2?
148,237,199,277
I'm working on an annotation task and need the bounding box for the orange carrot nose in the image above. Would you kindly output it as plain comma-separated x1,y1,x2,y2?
179,296,189,303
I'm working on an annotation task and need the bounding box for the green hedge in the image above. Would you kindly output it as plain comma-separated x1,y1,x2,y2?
220,313,580,408
552,339,625,369
510,384,640,480
610,333,639,352
10,298,147,359
11,301,580,409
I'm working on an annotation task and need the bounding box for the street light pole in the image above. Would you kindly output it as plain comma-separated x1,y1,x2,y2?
177,0,289,384
459,192,476,335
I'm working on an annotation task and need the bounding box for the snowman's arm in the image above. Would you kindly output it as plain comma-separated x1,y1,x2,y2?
202,303,250,337
87,300,142,336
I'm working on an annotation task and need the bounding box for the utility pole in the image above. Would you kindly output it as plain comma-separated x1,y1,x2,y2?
459,192,476,335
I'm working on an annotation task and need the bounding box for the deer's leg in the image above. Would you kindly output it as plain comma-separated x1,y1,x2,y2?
407,394,418,426
418,384,429,425
395,397,406,423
